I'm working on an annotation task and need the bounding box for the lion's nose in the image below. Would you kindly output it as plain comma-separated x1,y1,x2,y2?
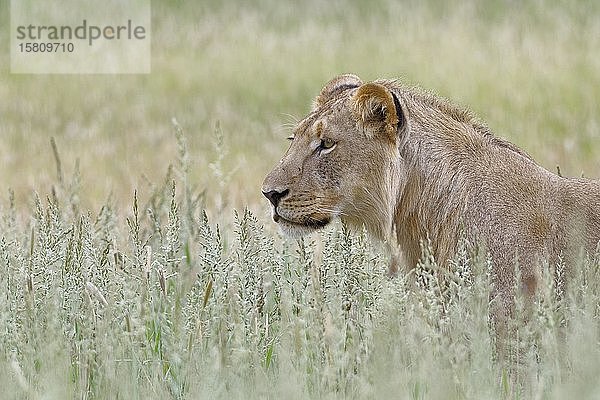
262,189,289,207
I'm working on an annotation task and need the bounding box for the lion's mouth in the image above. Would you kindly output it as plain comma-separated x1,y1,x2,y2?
273,211,330,230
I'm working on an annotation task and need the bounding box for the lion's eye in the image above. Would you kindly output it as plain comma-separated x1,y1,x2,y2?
319,138,336,150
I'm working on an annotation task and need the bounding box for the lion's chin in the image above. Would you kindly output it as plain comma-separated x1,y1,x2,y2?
275,216,331,238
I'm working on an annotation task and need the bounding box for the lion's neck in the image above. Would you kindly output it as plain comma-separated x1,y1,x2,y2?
394,132,475,267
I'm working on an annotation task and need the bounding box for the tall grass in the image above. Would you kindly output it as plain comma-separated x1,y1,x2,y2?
1,134,599,399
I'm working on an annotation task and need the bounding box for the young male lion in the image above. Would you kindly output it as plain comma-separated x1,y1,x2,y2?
262,74,600,315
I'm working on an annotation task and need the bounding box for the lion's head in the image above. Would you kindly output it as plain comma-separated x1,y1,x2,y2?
262,74,409,239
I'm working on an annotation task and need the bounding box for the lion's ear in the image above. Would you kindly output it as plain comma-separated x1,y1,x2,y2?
313,74,363,109
352,83,406,142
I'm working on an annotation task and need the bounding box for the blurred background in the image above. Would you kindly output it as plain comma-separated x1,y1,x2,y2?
1,0,599,221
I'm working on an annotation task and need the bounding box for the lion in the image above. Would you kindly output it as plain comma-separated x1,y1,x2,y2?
262,74,600,316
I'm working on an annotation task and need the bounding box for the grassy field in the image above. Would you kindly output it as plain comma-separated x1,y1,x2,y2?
1,0,600,398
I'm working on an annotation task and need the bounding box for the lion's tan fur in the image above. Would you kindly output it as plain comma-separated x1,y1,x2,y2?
263,74,600,314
